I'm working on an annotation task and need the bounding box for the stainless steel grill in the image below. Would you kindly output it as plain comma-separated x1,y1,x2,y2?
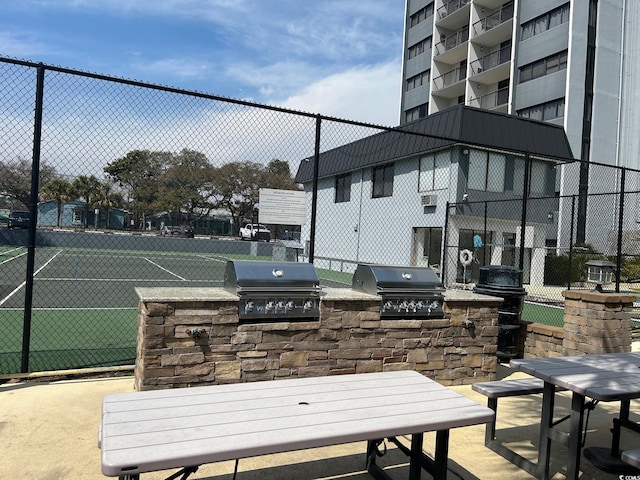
223,260,321,320
352,264,445,318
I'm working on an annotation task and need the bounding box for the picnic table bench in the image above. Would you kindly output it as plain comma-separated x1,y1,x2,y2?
99,370,494,480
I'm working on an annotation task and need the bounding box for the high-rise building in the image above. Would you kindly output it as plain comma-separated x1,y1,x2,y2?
400,0,640,248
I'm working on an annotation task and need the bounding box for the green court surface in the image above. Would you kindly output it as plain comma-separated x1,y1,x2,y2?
521,302,564,327
0,244,575,374
0,246,349,374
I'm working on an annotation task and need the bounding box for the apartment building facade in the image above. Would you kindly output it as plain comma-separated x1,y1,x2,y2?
400,0,640,251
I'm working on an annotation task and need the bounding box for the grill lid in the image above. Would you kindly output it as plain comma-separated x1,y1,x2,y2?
224,260,320,294
352,264,444,295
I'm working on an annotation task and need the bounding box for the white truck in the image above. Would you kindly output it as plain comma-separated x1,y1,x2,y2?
239,223,271,242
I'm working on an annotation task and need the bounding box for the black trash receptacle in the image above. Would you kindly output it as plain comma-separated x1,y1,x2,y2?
473,265,526,360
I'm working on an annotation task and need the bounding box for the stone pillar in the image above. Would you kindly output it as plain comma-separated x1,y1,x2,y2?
562,290,635,356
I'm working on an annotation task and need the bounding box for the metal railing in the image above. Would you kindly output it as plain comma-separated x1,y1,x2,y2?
470,87,509,109
436,0,470,21
472,4,514,36
469,45,512,76
434,26,469,56
432,65,467,91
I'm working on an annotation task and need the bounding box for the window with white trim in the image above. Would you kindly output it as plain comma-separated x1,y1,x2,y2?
467,150,505,192
419,152,449,191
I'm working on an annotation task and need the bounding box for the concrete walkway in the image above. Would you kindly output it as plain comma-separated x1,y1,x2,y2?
1,365,638,480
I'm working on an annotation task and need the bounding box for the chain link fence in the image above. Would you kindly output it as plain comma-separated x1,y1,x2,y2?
1,57,638,374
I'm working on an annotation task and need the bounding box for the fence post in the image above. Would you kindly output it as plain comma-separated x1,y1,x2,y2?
567,195,576,290
308,115,321,263
518,152,531,272
615,167,626,292
442,202,451,284
21,64,45,373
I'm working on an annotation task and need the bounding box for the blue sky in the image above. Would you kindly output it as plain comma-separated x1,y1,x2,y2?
0,0,405,126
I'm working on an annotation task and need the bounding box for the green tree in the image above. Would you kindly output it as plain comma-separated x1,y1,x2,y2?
41,178,73,226
159,149,216,225
94,182,124,229
72,175,101,228
263,159,301,191
104,150,171,229
211,161,265,231
0,157,57,208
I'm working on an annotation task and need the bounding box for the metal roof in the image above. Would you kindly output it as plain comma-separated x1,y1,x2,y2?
295,105,575,183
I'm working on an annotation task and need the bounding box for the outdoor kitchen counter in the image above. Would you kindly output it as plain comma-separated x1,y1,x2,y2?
133,285,502,391
134,287,502,303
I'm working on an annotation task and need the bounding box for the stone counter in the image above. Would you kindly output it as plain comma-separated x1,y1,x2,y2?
134,287,501,391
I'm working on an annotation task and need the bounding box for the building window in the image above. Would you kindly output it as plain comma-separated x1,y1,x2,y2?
467,150,505,192
408,37,432,59
521,3,570,40
519,50,568,83
517,98,565,121
372,163,394,198
511,157,555,197
72,208,83,225
410,3,434,28
406,70,431,91
334,173,351,203
405,103,428,123
419,151,449,191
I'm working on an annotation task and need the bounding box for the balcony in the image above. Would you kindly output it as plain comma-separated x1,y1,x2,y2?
470,86,509,111
469,44,511,76
434,26,469,63
437,0,470,20
472,4,514,38
433,65,467,92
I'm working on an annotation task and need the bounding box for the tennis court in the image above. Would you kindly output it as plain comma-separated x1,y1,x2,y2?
0,241,352,374
0,236,573,375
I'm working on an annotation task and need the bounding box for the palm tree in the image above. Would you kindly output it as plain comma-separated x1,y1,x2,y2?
72,175,101,228
41,178,73,226
94,182,123,229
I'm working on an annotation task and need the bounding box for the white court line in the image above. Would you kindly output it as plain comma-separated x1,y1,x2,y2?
195,254,228,263
0,251,27,266
0,250,63,306
143,257,187,280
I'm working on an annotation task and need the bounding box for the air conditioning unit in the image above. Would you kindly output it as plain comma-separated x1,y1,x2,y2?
421,194,437,207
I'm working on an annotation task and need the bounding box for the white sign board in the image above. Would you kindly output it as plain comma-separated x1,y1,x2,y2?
258,188,307,225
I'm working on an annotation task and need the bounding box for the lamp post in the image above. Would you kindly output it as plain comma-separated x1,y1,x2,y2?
585,260,616,293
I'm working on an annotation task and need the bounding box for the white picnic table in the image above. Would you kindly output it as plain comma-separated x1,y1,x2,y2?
510,351,640,479
99,370,494,480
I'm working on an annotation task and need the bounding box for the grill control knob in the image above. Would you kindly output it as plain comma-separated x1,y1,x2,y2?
408,300,417,312
245,301,255,312
266,301,276,312
399,300,409,312
276,300,286,311
383,301,394,312
303,300,314,311
416,301,425,310
286,300,296,311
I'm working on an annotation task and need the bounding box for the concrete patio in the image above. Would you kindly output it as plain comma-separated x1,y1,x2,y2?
1,364,638,480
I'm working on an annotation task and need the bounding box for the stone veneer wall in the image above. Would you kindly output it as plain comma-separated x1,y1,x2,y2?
521,322,564,358
134,287,501,391
562,290,635,355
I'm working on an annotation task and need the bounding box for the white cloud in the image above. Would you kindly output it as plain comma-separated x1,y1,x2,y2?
141,58,211,79
0,31,53,58
279,61,401,126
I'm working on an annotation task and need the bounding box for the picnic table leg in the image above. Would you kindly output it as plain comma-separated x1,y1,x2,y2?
535,382,556,480
366,440,393,480
565,393,586,480
432,430,449,480
611,399,630,455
